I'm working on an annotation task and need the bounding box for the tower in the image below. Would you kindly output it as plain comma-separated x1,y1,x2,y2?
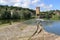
36,7,40,18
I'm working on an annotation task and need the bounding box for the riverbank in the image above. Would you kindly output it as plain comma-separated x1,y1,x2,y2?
30,30,60,40
18,24,60,40
0,21,60,40
29,24,60,40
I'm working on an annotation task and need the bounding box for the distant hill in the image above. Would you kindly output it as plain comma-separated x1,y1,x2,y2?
0,5,36,20
0,5,36,15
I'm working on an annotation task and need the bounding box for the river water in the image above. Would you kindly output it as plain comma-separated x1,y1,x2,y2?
23,19,60,35
41,21,60,35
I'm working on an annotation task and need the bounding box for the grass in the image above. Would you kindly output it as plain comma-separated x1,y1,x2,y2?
0,23,9,27
0,23,10,29
0,22,19,28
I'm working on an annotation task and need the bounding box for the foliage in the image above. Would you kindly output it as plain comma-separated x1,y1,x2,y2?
0,5,35,20
50,14,60,20
0,5,36,24
41,10,60,20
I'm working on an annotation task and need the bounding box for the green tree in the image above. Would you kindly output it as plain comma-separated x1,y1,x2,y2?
12,12,20,19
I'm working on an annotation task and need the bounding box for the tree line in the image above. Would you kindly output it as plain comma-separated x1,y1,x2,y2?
0,5,36,24
0,5,36,20
0,5,60,24
40,10,60,20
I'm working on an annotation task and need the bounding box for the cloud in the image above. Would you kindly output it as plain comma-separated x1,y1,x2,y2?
32,0,40,4
13,0,32,8
39,3,53,11
0,0,53,11
0,0,7,4
49,4,53,8
13,3,21,7
40,3,45,7
40,3,53,8
0,0,40,7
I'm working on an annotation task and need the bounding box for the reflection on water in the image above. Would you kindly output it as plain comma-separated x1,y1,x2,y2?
41,21,60,35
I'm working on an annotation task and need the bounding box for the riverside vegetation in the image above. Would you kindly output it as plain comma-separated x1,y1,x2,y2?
0,5,60,25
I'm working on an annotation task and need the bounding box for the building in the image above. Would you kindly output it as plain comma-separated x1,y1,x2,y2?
53,10,60,15
36,7,40,18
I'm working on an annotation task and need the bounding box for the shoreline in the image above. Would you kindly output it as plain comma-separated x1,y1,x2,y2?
0,22,60,40
30,25,60,40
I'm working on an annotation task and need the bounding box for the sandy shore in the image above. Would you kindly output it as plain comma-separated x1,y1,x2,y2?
0,22,60,40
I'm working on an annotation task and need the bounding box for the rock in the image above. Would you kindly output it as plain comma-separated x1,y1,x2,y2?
55,37,60,40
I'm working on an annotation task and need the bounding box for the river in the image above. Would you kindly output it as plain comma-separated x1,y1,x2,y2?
41,20,60,35
24,19,60,35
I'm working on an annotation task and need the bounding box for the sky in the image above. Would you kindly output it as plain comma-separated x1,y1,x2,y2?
0,0,60,11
